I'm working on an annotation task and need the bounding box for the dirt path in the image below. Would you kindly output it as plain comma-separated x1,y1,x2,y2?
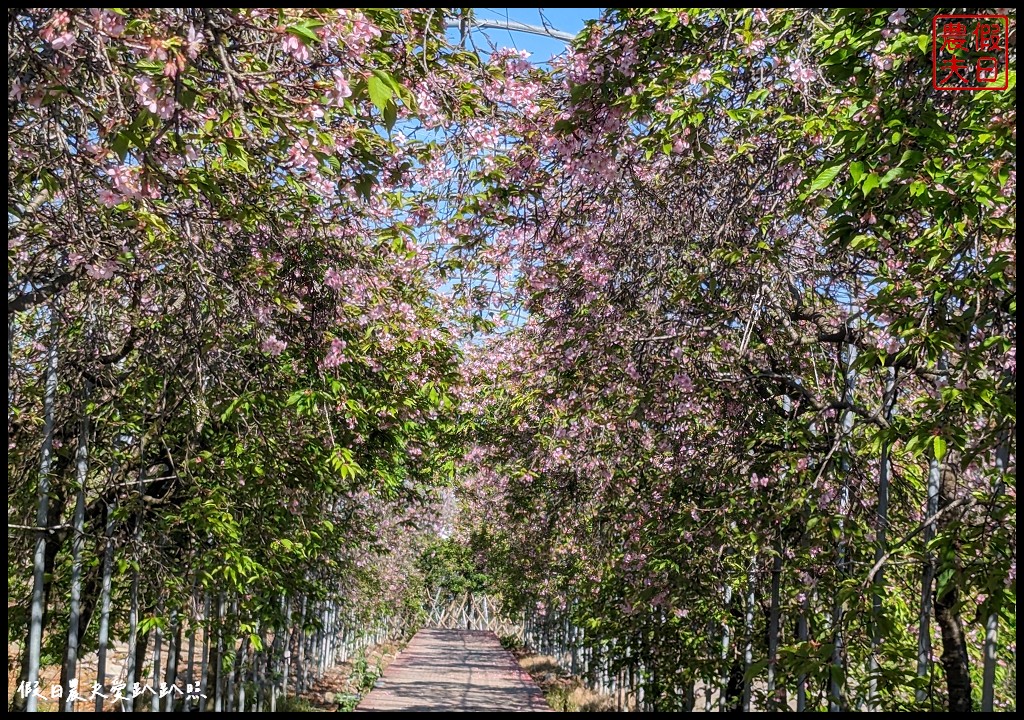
356,629,551,712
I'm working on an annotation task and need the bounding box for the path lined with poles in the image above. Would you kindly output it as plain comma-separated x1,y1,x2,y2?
356,629,551,712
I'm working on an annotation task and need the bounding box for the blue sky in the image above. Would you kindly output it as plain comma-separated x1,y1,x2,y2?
463,7,602,61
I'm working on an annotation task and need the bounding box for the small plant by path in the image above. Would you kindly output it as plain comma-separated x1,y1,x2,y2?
293,640,402,713
501,636,619,713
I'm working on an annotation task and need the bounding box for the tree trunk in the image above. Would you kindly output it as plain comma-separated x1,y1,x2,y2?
796,600,808,711
282,599,292,703
767,553,782,707
60,406,89,711
719,584,733,712
124,563,141,711
725,656,744,712
296,596,307,694
131,629,151,713
10,493,68,712
164,613,181,711
918,356,946,703
934,463,972,713
198,593,211,710
94,499,115,713
184,606,196,712
830,342,857,712
742,572,755,711
869,367,897,711
212,593,225,712
916,455,941,703
981,439,1009,712
125,446,147,712
150,620,163,713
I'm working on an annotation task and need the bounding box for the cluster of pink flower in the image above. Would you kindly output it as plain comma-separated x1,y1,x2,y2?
261,336,288,356
40,10,76,50
135,75,175,120
100,165,159,206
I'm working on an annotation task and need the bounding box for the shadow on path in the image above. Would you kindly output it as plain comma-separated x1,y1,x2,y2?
356,629,551,712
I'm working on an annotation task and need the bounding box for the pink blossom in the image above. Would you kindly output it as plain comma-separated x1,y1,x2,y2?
871,44,893,71
153,96,175,120
186,24,204,58
282,34,311,62
90,9,125,37
324,338,348,368
744,38,767,56
346,14,382,54
415,85,443,128
108,165,140,198
98,188,121,207
692,67,712,84
671,372,694,392
135,75,173,118
51,31,77,50
85,261,116,280
888,8,907,26
327,70,352,107
285,139,317,170
261,336,288,356
324,267,346,290
788,58,816,86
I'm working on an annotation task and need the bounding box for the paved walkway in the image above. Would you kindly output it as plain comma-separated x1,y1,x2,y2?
356,629,551,712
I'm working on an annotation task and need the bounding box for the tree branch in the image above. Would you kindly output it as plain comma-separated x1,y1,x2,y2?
864,496,975,586
445,18,577,43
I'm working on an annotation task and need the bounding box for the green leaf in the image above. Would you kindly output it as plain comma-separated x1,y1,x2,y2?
898,149,924,167
936,567,955,599
383,100,398,132
367,75,393,111
880,166,906,187
221,396,243,422
809,163,844,193
287,23,320,46
743,659,769,682
933,435,947,462
862,173,880,196
849,161,866,184
111,134,131,162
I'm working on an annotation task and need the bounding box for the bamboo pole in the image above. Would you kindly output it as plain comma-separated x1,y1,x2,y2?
26,330,58,713
61,406,89,711
830,342,858,711
981,440,1009,712
868,368,897,711
94,499,115,712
